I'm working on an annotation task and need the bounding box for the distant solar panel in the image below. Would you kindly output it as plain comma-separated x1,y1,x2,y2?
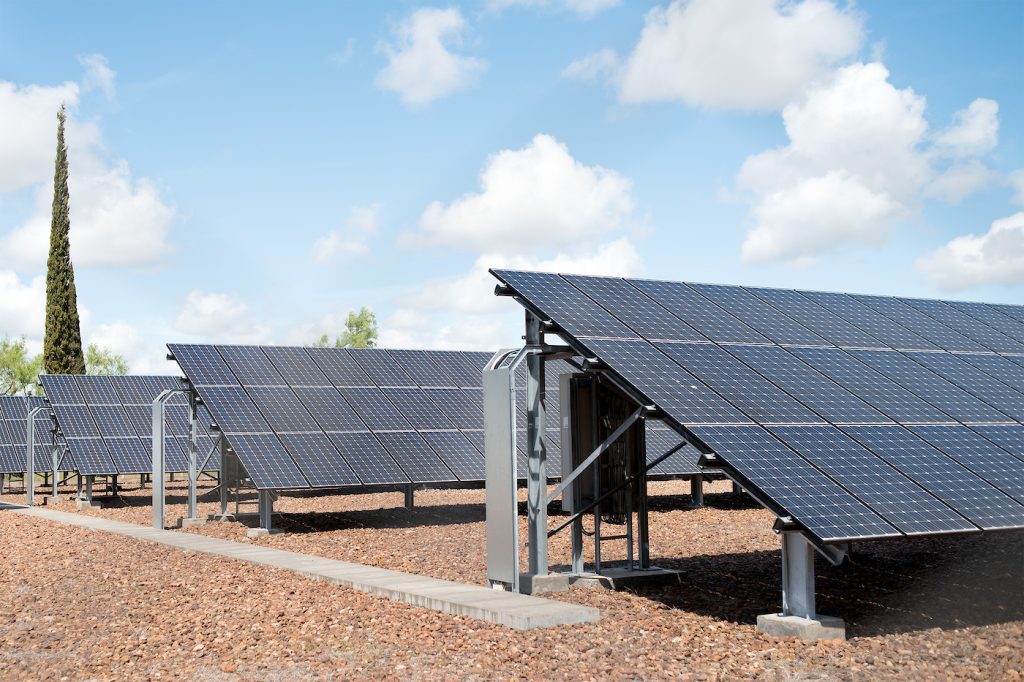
797,290,937,351
899,298,1024,354
630,278,768,344
746,287,885,349
852,295,987,352
0,396,56,475
688,283,829,347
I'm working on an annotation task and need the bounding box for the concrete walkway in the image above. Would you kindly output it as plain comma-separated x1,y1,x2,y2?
1,504,599,630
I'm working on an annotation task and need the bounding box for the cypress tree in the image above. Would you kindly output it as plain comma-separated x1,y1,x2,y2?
43,105,86,375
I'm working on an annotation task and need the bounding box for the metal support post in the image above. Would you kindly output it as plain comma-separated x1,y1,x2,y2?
0,473,5,495
404,484,415,509
525,311,547,578
258,489,273,531
690,476,704,507
26,406,46,506
85,476,93,502
733,481,742,495
218,436,230,518
111,475,118,497
76,475,82,500
187,393,198,519
152,390,169,529
781,532,816,620
51,445,59,497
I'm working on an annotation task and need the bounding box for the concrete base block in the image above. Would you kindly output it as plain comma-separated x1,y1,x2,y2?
756,613,846,641
43,496,63,506
571,565,684,591
178,517,208,528
212,513,236,522
519,572,571,594
75,499,102,510
246,527,283,539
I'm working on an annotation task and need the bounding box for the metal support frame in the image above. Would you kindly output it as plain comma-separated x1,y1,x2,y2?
689,476,704,507
258,489,273,531
25,406,48,506
218,436,230,518
187,392,199,519
525,311,548,578
151,387,197,529
781,532,816,619
404,484,415,509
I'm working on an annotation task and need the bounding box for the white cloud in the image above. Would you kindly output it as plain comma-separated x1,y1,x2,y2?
927,160,994,204
311,203,380,265
173,290,271,344
85,321,176,375
375,7,486,107
78,54,116,99
562,49,618,81
0,62,175,270
381,238,642,350
618,0,863,110
408,134,635,253
489,0,621,19
933,98,999,158
1007,169,1024,206
918,212,1024,291
0,271,46,340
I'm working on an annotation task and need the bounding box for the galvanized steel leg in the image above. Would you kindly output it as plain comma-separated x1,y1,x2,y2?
218,436,229,518
690,476,704,507
51,445,59,497
187,394,198,519
525,312,547,577
152,396,166,529
781,532,816,620
258,490,273,531
25,412,36,506
85,476,93,503
404,484,415,509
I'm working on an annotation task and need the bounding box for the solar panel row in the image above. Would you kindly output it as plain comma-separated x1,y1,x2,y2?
39,375,220,476
0,396,57,475
491,269,1024,543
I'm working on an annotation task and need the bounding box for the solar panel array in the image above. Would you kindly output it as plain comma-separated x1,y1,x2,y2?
169,344,702,491
492,269,1024,544
0,396,58,475
39,375,219,476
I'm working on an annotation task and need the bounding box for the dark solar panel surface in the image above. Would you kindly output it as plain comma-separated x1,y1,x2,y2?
492,269,1024,541
0,396,57,474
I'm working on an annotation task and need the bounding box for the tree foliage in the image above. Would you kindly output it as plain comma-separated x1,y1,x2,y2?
85,343,129,376
0,338,44,396
43,104,86,374
313,307,378,349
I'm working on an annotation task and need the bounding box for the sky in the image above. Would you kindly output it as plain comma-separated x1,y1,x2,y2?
0,0,1021,373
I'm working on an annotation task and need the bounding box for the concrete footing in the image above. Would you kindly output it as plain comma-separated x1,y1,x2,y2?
572,566,684,591
246,527,283,539
43,496,62,506
212,513,236,522
179,517,208,528
519,572,571,594
756,613,846,641
75,499,102,510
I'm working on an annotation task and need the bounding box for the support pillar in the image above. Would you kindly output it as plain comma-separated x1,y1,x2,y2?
525,311,547,579
25,407,41,506
152,394,167,529
404,484,415,509
0,473,5,495
215,436,232,520
110,475,118,497
186,393,199,520
247,490,278,538
690,476,704,507
756,532,846,640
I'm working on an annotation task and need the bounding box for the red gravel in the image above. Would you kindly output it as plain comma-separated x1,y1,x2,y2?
1,478,1022,679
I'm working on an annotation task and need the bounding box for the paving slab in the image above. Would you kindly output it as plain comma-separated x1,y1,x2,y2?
0,503,599,630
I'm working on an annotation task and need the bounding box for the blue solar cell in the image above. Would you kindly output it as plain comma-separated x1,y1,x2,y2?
425,351,486,388
67,438,115,476
564,275,707,342
111,376,162,405
629,278,768,343
350,348,416,387
584,338,751,425
168,344,238,386
841,425,1024,530
689,283,829,346
278,432,361,487
338,387,412,430
76,376,119,404
292,386,366,432
969,425,1024,464
956,353,1024,393
374,431,457,483
792,347,954,423
770,425,973,535
40,374,85,405
690,425,900,541
382,387,456,429
225,433,308,488
218,346,285,386
105,438,152,474
52,405,100,438
797,290,937,351
726,344,890,424
327,432,409,485
387,349,457,387
263,346,331,386
656,341,823,424
905,351,1024,421
426,388,484,430
852,295,987,352
645,427,700,476
990,303,1024,324
908,425,1024,503
89,405,138,438
899,297,1024,354
304,347,373,387
945,300,1024,344
245,386,322,432
196,386,272,433
747,287,885,348
849,349,1014,423
421,431,485,481
493,269,636,339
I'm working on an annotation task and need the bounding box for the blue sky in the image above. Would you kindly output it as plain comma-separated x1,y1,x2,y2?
0,0,1021,372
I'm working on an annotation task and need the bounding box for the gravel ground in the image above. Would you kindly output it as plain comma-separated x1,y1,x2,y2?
1,478,1022,680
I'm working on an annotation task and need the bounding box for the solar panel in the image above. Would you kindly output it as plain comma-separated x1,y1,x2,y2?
564,275,707,342
112,376,163,405
747,287,885,348
726,344,891,424
387,349,457,387
645,427,700,476
197,386,272,433
382,387,456,429
374,431,457,483
426,388,484,430
278,432,361,487
841,425,1024,530
656,341,823,424
899,297,1024,354
769,425,974,534
306,347,373,386
628,278,769,343
990,303,1024,324
797,290,937,351
944,300,1024,346
905,351,1024,421
848,349,1014,423
218,345,285,386
104,438,152,474
51,404,101,438
494,269,636,339
43,374,86,405
791,347,954,423
852,295,987,352
327,432,409,485
90,405,138,438
291,386,366,432
246,386,322,432
967,425,1024,463
78,376,118,404
263,346,332,386
421,431,486,481
169,344,237,386
426,351,485,388
908,425,1024,503
689,425,900,541
688,283,829,346
0,396,58,475
338,387,412,430
226,433,308,489
350,348,416,387
582,338,751,425
956,353,1024,393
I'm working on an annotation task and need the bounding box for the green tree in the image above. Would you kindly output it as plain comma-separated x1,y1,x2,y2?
0,338,44,395
43,105,86,375
84,343,129,375
313,307,378,348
